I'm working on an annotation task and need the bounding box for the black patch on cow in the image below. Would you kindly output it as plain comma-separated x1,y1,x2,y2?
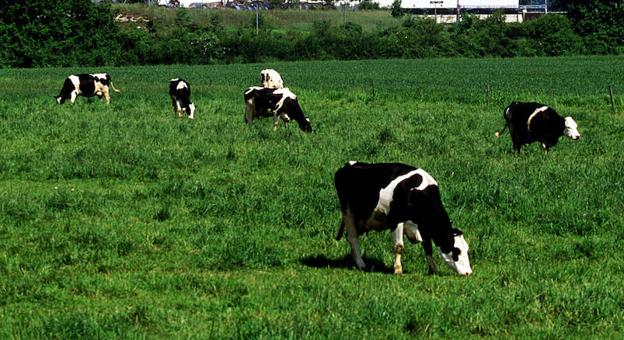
78,74,96,97
169,79,194,116
499,101,567,153
334,162,460,255
244,87,312,132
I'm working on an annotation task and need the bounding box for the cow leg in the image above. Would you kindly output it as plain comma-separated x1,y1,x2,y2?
281,113,291,129
404,221,423,244
103,88,110,107
422,238,437,274
176,101,184,118
273,112,280,131
70,91,79,104
171,98,178,116
343,210,365,270
392,223,404,274
542,144,549,155
244,99,255,124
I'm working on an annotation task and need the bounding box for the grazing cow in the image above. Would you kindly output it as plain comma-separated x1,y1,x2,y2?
260,69,284,89
169,78,196,119
55,73,120,106
334,161,472,276
496,102,580,153
244,86,312,132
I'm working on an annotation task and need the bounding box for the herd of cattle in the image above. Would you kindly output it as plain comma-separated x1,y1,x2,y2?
53,69,582,277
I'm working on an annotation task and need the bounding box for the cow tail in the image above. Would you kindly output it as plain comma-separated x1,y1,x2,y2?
110,82,121,93
335,220,345,241
495,122,507,138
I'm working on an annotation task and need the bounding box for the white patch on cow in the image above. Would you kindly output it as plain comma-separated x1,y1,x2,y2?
439,235,472,276
261,69,284,89
272,87,297,112
170,78,179,82
176,81,188,90
403,221,423,243
527,106,549,132
375,169,436,216
68,75,81,94
348,161,357,165
564,117,580,140
245,86,264,96
91,73,108,80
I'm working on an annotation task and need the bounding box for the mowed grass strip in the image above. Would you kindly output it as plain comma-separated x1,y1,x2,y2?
0,56,623,337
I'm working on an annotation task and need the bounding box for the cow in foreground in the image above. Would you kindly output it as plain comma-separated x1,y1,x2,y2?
496,102,580,153
334,161,472,276
244,86,312,132
260,69,284,89
169,78,196,119
55,73,121,106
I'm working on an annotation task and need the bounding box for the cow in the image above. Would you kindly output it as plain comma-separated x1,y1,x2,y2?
55,73,120,106
495,102,580,153
334,161,472,276
244,86,312,132
169,78,196,119
260,69,284,89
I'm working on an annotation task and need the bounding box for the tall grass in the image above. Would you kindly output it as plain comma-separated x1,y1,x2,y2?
0,56,623,337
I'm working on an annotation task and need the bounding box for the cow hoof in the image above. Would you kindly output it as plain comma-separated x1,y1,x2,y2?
355,261,366,271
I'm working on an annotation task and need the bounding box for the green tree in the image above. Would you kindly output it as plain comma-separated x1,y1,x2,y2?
0,0,122,67
566,0,624,49
391,0,403,18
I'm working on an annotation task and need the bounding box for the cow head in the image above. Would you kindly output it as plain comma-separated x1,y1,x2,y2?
298,117,312,133
563,117,580,140
439,228,472,276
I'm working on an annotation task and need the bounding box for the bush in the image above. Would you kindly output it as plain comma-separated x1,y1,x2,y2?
522,14,582,56
359,0,380,10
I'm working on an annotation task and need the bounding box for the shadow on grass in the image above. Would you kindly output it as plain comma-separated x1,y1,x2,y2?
300,254,393,274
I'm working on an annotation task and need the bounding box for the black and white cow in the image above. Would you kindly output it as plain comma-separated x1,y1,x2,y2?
334,161,472,276
496,102,580,153
260,69,284,89
55,73,120,106
169,78,196,119
244,86,312,132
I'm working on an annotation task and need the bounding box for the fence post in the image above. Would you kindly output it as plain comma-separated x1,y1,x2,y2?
371,79,375,101
608,85,616,114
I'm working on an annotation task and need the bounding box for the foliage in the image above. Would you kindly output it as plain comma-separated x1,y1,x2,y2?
1,3,624,67
358,0,380,10
566,0,624,46
0,57,623,337
390,0,404,17
0,0,122,67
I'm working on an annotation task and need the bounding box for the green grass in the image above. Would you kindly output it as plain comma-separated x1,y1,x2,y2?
115,4,401,32
1,56,624,337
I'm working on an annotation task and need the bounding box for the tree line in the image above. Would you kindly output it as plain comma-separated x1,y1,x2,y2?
0,0,622,68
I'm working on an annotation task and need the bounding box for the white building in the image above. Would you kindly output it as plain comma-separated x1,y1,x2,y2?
157,0,227,7
373,0,519,10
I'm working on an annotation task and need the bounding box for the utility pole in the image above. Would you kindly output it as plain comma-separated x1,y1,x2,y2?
431,0,442,24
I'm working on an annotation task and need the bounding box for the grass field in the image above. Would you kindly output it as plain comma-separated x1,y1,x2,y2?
1,56,624,337
115,4,401,33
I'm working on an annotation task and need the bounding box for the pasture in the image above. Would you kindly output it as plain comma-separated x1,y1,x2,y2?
1,56,623,337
